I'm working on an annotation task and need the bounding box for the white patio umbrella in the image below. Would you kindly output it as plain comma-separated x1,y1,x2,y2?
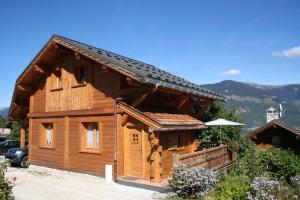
205,118,245,145
205,118,245,171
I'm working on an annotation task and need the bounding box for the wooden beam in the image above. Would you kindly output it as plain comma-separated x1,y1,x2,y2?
131,93,149,107
51,43,70,54
74,52,81,60
28,107,122,118
121,114,129,126
195,100,212,119
33,63,50,75
101,65,108,72
176,96,189,110
130,83,159,107
17,84,32,93
20,128,25,148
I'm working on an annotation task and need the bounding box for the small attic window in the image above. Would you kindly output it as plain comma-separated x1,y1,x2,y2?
74,66,86,85
51,68,62,90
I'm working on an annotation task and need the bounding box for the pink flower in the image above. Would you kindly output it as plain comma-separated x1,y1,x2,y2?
12,176,17,182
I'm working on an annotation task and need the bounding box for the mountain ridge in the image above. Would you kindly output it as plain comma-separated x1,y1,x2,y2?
202,80,300,132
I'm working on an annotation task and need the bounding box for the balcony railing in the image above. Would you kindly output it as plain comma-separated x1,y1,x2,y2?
172,145,238,172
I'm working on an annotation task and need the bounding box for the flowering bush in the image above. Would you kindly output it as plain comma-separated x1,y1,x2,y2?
290,175,300,187
169,165,218,199
246,173,295,200
0,162,14,200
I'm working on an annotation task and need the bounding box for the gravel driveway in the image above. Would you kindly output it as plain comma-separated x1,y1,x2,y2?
2,157,162,200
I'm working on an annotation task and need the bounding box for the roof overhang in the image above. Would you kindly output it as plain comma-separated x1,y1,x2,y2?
248,119,300,139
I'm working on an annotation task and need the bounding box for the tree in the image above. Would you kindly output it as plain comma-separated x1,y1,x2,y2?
9,121,20,140
197,102,242,143
0,116,6,128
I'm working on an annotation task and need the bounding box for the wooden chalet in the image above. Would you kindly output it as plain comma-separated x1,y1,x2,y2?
248,120,300,155
8,35,226,183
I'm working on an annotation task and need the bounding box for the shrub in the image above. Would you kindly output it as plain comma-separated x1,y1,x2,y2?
169,165,218,199
0,162,14,200
259,147,300,182
212,175,250,200
232,148,267,179
235,136,256,158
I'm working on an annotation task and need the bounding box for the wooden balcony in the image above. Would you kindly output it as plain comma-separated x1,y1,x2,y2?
173,145,238,172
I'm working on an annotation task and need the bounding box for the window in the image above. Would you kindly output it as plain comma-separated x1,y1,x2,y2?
271,135,281,146
81,122,101,152
41,123,54,148
168,132,183,149
132,133,139,144
51,68,62,89
74,66,86,85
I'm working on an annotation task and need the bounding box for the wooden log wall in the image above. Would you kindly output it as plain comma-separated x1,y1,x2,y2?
29,115,115,175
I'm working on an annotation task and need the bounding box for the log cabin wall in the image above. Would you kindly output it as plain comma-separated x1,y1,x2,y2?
30,117,65,168
29,115,115,175
42,54,120,112
67,115,115,175
159,131,197,179
28,54,121,176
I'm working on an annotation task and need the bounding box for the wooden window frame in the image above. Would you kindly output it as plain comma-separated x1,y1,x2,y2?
50,68,63,91
79,121,102,154
40,123,55,149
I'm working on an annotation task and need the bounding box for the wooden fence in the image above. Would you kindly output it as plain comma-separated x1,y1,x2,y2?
173,145,238,172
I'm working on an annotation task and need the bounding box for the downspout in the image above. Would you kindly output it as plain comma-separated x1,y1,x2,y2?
114,97,123,182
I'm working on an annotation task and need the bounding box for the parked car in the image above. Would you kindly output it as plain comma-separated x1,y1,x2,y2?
0,137,8,143
5,147,29,168
0,140,20,154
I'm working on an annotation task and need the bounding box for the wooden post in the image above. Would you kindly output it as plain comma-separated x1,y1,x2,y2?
20,128,25,148
64,116,69,169
28,118,32,162
153,132,162,183
172,153,179,166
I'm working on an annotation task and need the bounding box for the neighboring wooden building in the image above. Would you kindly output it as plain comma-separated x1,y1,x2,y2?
248,120,300,154
8,35,225,183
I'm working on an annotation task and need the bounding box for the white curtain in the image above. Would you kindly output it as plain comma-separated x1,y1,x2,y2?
46,124,52,145
87,124,94,148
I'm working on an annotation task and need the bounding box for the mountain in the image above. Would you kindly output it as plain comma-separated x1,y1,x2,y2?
0,107,9,119
202,80,300,132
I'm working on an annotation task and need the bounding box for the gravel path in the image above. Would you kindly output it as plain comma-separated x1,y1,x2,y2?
3,160,163,200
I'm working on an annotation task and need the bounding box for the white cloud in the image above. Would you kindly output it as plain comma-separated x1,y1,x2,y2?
272,46,300,58
221,69,241,76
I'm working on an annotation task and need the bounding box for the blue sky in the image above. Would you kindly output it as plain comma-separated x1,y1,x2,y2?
1,0,300,106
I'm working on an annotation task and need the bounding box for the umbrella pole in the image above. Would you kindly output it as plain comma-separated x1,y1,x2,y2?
219,126,222,145
220,126,225,173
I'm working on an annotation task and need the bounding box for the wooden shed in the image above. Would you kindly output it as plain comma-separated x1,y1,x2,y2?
248,120,300,155
8,35,225,183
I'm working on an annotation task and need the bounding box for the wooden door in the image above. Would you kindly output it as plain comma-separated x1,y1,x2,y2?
127,128,142,177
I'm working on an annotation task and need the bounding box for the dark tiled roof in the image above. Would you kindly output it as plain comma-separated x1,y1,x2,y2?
53,35,225,101
248,119,300,138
